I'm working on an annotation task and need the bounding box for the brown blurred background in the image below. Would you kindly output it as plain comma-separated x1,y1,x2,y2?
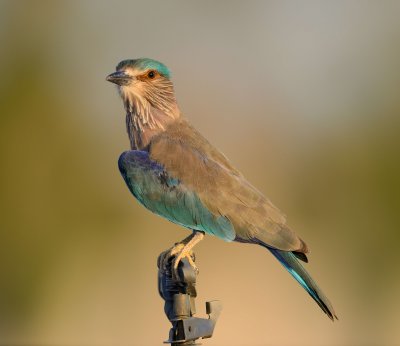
1,1,399,345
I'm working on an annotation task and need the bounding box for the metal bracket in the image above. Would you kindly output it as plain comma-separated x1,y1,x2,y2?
158,253,222,345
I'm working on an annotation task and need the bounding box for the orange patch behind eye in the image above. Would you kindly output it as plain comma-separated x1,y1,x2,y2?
137,70,159,81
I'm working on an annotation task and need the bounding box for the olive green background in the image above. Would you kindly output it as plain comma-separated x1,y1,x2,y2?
1,1,399,345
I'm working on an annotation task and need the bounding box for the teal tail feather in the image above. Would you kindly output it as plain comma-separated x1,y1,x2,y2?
269,248,338,321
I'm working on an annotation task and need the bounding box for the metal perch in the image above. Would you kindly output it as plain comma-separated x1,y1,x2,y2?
158,251,222,345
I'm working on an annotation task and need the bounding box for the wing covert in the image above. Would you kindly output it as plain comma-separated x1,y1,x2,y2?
118,150,236,241
149,124,307,253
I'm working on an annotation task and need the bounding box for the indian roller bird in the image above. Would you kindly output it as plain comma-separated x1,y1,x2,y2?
106,58,337,320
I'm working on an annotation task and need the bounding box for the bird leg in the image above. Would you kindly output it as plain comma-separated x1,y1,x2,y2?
159,231,205,282
172,231,204,276
158,232,195,270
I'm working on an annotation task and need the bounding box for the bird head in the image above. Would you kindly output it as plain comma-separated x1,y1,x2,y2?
106,58,178,117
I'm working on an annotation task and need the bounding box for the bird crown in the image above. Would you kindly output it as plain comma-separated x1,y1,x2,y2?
116,58,171,79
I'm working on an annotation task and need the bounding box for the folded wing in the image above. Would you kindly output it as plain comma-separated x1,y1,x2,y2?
149,119,308,254
118,150,236,241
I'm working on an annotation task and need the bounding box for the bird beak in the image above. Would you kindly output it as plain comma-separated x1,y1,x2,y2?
106,70,133,86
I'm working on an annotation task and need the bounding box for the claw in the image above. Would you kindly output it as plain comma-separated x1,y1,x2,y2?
172,249,197,281
159,243,185,272
158,231,205,282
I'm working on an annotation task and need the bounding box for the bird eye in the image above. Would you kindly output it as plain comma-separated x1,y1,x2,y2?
148,70,156,79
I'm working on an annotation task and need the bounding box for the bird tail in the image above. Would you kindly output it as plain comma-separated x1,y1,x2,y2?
268,248,338,321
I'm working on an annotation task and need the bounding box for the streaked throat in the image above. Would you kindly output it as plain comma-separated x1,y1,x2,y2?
121,87,180,150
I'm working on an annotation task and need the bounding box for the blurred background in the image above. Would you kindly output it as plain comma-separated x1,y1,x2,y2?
1,1,399,345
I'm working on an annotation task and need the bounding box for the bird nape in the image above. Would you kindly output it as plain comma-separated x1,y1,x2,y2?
106,57,338,321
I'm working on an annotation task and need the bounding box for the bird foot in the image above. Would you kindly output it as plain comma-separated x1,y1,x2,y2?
159,242,197,282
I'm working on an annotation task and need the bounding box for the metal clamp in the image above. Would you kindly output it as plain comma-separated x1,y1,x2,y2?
158,253,222,345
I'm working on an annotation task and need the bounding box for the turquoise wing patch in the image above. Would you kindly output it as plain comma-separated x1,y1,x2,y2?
118,150,236,241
